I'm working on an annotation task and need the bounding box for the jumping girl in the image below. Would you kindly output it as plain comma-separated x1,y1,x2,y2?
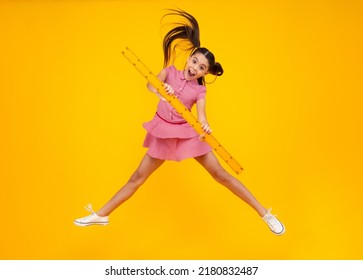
74,9,285,235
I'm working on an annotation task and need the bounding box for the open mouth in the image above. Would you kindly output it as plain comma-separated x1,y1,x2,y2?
186,69,196,79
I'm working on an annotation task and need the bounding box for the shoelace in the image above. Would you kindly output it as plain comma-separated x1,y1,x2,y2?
84,203,95,214
263,209,281,229
78,204,96,222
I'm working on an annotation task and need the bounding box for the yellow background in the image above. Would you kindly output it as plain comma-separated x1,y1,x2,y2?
1,0,362,259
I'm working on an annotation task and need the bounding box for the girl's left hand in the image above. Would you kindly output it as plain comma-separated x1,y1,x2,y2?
201,123,212,134
199,123,212,141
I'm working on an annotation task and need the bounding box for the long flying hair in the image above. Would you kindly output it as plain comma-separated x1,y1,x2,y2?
162,9,223,85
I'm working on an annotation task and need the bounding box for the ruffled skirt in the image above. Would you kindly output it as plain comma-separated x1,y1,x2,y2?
142,114,211,161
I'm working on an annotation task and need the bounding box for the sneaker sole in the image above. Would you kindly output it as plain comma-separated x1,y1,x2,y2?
74,221,109,227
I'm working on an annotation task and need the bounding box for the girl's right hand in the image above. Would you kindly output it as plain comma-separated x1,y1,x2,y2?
163,83,175,95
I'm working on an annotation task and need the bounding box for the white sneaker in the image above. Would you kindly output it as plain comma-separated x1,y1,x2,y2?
74,204,109,226
262,208,285,235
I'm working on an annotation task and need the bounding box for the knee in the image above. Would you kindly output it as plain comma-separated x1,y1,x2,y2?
128,170,147,187
210,168,231,184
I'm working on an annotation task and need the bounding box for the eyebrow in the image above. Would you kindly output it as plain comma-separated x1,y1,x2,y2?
192,56,207,69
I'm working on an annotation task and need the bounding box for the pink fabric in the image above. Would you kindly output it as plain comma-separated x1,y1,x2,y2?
155,66,206,125
143,133,212,162
143,66,211,161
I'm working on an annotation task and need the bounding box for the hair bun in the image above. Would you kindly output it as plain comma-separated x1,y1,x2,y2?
211,62,224,76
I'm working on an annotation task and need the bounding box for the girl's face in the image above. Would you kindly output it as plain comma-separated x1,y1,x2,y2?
184,52,210,81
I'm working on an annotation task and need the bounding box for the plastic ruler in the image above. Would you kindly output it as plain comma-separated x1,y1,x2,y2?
121,47,243,174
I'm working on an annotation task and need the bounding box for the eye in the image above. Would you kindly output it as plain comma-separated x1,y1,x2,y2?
192,59,197,64
199,66,206,71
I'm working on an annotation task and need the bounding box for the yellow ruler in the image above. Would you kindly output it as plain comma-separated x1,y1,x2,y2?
121,47,243,174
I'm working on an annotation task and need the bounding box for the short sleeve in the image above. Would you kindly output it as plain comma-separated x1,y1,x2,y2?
196,87,206,101
164,65,177,77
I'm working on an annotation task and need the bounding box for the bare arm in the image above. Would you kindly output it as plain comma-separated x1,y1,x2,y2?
196,98,212,134
147,69,167,93
146,68,174,100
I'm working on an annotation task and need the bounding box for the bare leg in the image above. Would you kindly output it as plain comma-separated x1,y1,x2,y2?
194,152,267,217
96,153,164,217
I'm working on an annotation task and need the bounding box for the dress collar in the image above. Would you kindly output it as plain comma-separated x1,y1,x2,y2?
179,69,186,80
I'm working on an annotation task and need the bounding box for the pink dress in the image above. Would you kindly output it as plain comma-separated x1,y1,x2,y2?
143,65,212,161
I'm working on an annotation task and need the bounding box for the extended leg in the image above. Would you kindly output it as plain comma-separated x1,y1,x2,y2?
194,152,285,235
74,153,164,226
97,153,165,216
194,152,266,216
